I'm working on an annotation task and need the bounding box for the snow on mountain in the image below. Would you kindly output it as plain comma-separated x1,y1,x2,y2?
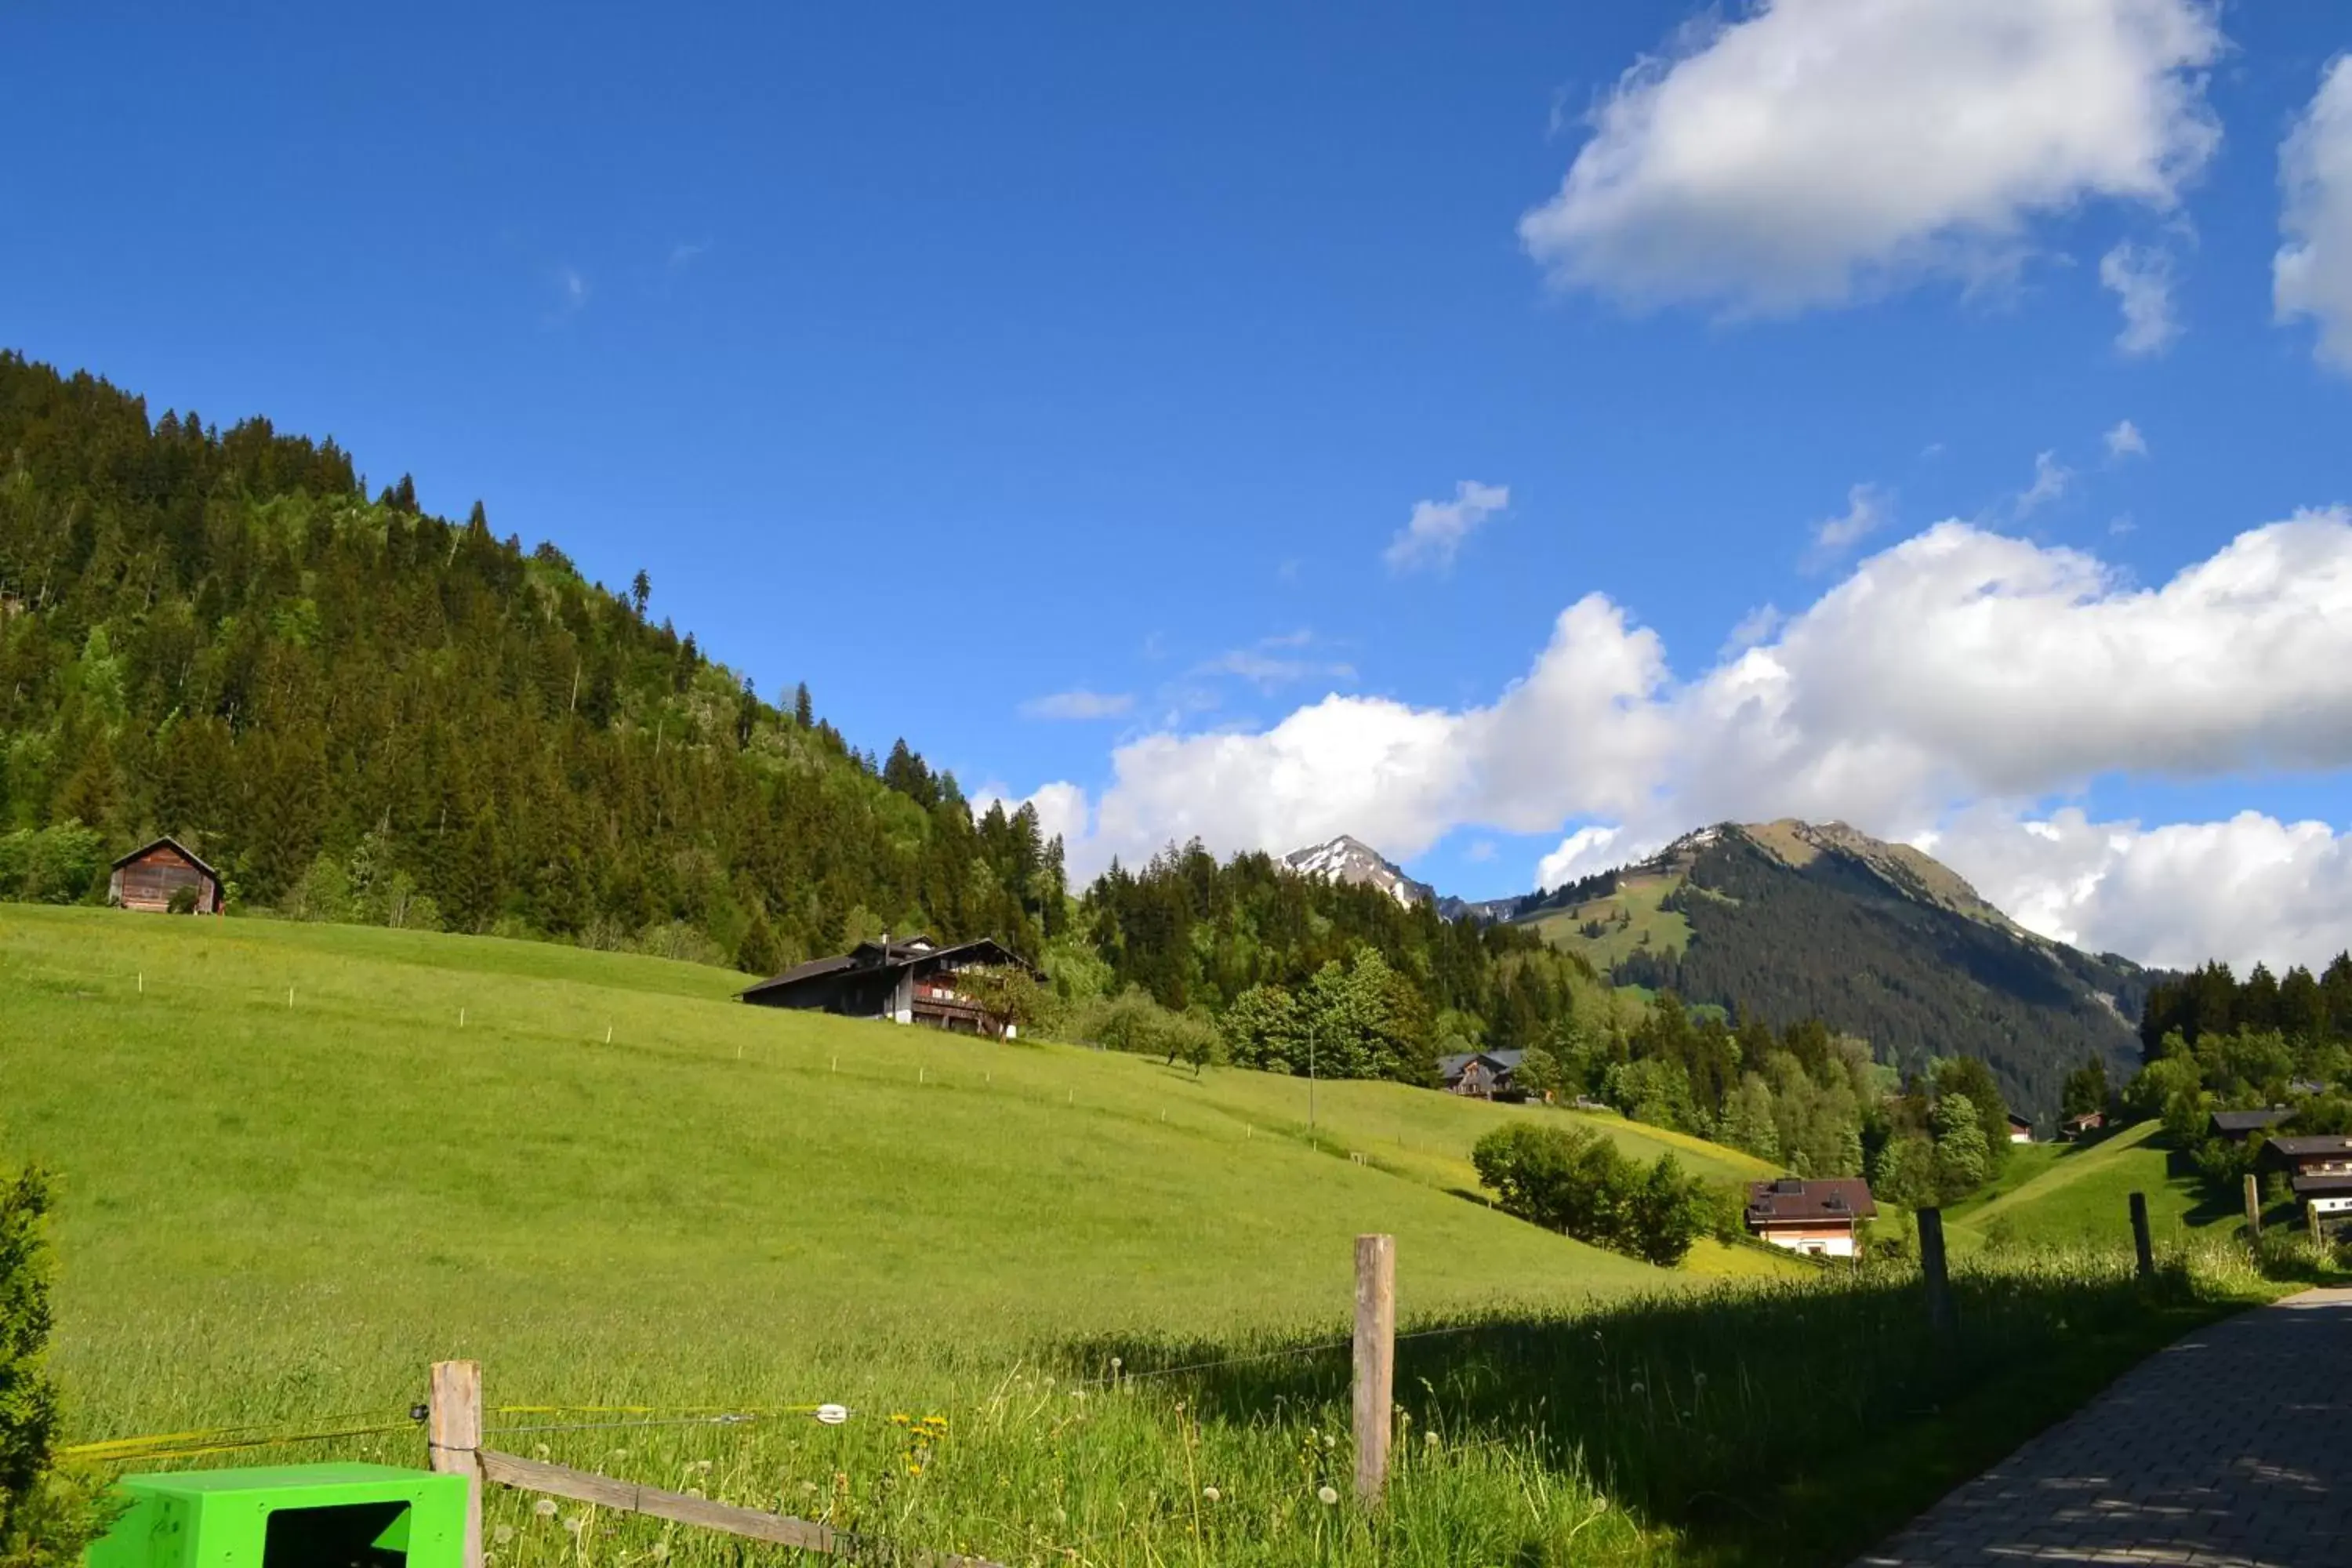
1282,834,1435,908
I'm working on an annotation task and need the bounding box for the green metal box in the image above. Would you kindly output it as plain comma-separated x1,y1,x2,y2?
86,1465,467,1568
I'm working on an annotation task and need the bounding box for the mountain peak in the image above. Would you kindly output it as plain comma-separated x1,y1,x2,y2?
1283,834,1433,908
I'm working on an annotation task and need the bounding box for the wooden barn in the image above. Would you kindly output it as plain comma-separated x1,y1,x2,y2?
108,837,223,914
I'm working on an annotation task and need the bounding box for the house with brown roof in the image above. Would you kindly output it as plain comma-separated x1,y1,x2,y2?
2262,1134,2352,1232
1744,1176,1877,1258
738,934,1034,1037
2060,1109,2106,1141
107,836,223,914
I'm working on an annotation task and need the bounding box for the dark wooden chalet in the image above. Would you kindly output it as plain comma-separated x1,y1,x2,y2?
738,934,1034,1036
1438,1049,1526,1100
108,836,223,914
1744,1176,1877,1259
2262,1134,2352,1231
2005,1110,2035,1144
2209,1106,2295,1142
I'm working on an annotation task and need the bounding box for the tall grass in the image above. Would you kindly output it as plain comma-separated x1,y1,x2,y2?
67,1245,2273,1568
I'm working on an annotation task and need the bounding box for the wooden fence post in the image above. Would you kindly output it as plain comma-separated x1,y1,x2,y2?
2244,1174,2263,1238
2128,1192,2154,1280
429,1360,484,1568
2310,1203,2324,1247
1916,1207,1955,1342
1352,1234,1396,1503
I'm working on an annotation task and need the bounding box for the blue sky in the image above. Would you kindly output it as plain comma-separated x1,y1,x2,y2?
5,2,2351,967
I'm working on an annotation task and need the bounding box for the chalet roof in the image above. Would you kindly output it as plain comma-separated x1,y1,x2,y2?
736,936,1029,1002
111,834,219,879
1745,1176,1878,1225
2291,1172,2352,1196
2005,1111,2034,1128
1438,1049,1525,1080
2268,1134,2352,1159
2210,1107,2295,1134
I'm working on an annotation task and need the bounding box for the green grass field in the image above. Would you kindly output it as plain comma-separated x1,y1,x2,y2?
1942,1123,2233,1254
0,907,1724,1412
0,906,2278,1566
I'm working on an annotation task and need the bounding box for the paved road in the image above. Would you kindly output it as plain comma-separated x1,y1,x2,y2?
1857,1287,2352,1566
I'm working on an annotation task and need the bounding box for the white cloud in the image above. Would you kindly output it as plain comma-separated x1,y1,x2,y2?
2105,419,2150,459
1537,826,1638,892
668,240,712,270
1519,0,2223,314
555,266,590,314
1806,482,1891,567
1019,689,1134,721
2015,451,2073,517
1195,632,1356,692
1925,807,2352,972
1024,506,2352,967
2277,56,2352,372
2099,241,2183,355
1722,603,1785,656
1385,481,1510,574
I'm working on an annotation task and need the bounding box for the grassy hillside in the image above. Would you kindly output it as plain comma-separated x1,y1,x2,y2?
4,906,2286,1567
0,905,1787,1441
1524,871,1693,974
1942,1122,2232,1254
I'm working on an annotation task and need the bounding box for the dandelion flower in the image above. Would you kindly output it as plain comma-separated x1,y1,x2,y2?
533,1445,552,1460
1316,1486,1339,1506
1424,1431,1439,1448
649,1544,669,1561
493,1526,515,1545
533,1501,559,1519
1201,1486,1221,1503
695,1460,713,1473
562,1515,585,1536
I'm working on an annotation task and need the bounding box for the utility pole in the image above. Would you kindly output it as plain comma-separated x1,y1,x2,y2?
1308,1025,1327,1133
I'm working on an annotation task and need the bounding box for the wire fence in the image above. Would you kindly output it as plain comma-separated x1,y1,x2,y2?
65,1316,1482,1467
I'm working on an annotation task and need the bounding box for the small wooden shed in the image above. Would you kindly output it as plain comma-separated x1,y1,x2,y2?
109,836,223,914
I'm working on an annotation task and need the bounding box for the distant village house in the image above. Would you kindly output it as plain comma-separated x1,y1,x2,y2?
2263,1134,2352,1233
2209,1107,2295,1143
2060,1109,2106,1141
738,935,1033,1037
1438,1049,1524,1100
2005,1111,2034,1144
1744,1176,1877,1258
108,837,223,915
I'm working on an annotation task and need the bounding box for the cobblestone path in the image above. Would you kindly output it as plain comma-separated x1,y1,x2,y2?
1857,1288,2352,1566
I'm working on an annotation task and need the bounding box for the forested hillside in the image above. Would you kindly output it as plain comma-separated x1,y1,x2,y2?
0,352,1606,1072
1586,826,2154,1116
0,352,1064,971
